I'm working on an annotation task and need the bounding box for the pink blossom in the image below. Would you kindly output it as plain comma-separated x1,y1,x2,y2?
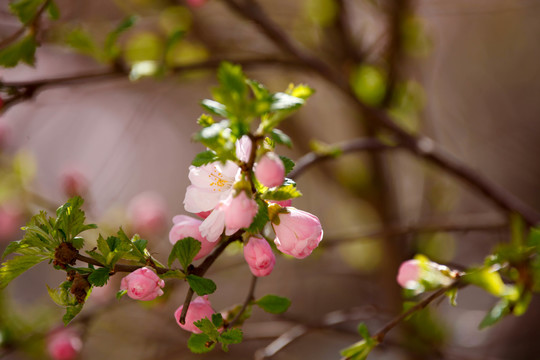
255,153,285,188
396,260,420,288
224,191,258,230
169,215,217,260
196,210,212,219
175,295,215,333
120,267,165,301
0,204,23,243
186,0,206,7
47,329,82,360
128,191,168,237
244,237,275,277
236,135,252,163
60,168,88,198
273,207,323,259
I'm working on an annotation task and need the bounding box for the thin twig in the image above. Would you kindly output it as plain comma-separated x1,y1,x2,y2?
227,275,258,328
74,254,176,275
0,0,51,50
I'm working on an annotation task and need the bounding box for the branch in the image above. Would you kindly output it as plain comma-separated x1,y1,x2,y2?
226,274,258,328
219,0,540,227
0,0,51,50
74,254,175,275
287,138,395,179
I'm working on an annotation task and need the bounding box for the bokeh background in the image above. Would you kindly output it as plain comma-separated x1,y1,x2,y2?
1,0,540,359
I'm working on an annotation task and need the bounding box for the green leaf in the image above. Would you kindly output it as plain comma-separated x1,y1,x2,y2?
462,267,512,298
159,269,186,279
261,179,302,201
219,328,243,351
88,267,110,287
188,333,215,353
63,304,83,325
446,287,458,306
217,62,247,97
9,0,43,24
55,196,96,242
350,64,387,106
269,92,304,112
47,281,78,307
479,299,511,329
0,255,47,289
168,237,201,269
357,323,370,339
246,199,269,233
270,129,292,148
72,237,85,250
65,28,99,58
46,0,60,19
255,294,291,314
197,114,215,128
200,99,229,118
116,290,127,299
340,339,375,360
0,35,37,68
187,274,217,296
279,155,295,175
212,313,223,328
194,317,220,341
224,303,252,326
104,16,137,59
192,150,219,167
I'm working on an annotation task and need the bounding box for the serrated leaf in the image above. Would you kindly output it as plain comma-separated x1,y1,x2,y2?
187,274,217,296
261,179,302,201
55,196,96,242
88,267,110,287
269,92,304,111
0,35,37,68
217,62,247,97
479,299,511,329
131,237,148,259
270,129,292,148
255,294,291,314
47,281,78,307
219,328,243,351
168,237,201,269
194,317,220,341
188,333,215,353
246,199,269,233
9,0,43,24
0,255,47,289
279,155,295,175
192,151,219,167
72,237,85,250
201,99,229,118
212,313,223,328
63,304,83,325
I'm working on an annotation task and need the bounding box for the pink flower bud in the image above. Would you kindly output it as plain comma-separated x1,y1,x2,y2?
224,192,258,230
60,168,88,198
120,267,165,301
244,237,275,277
128,191,168,238
396,259,420,288
175,295,215,333
255,153,285,188
169,215,218,260
47,329,82,360
273,207,323,259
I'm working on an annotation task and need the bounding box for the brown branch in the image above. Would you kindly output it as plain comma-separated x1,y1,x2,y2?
334,0,363,63
287,138,396,179
74,254,175,275
227,274,258,328
0,0,51,50
219,0,540,227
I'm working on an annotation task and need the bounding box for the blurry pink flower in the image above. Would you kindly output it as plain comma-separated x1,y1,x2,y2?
187,0,206,7
120,267,165,301
128,191,168,237
0,204,23,242
60,168,88,198
175,295,215,333
255,153,285,188
224,192,258,230
273,207,323,259
236,135,252,163
244,237,275,277
396,259,420,288
47,329,82,360
269,199,292,207
169,215,217,260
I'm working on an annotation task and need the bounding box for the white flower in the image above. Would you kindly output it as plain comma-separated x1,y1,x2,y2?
183,136,252,242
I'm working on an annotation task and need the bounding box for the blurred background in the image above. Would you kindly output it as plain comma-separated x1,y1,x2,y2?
1,0,540,359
